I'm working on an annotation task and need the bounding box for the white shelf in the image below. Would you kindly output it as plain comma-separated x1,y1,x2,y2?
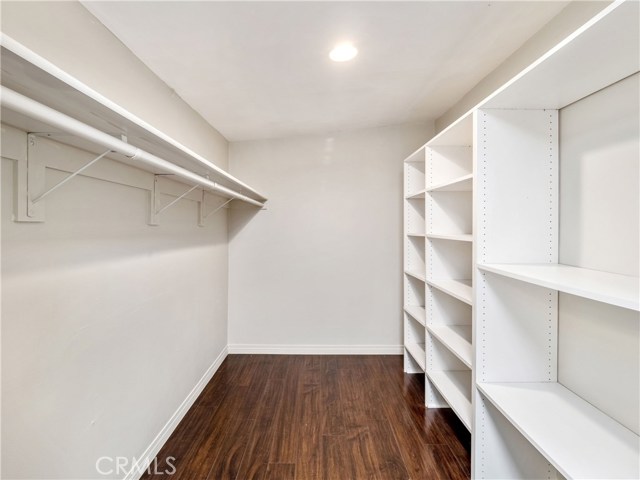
427,370,472,431
406,232,426,238
427,113,473,147
404,306,426,327
427,233,473,242
478,382,640,479
406,189,426,199
426,173,472,192
405,270,427,282
478,263,639,311
403,146,426,163
0,36,266,204
482,1,639,111
427,325,472,368
426,278,472,305
405,343,426,371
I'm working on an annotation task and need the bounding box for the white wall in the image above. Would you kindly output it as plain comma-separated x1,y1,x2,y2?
0,0,229,167
1,128,230,480
228,123,431,353
1,2,232,479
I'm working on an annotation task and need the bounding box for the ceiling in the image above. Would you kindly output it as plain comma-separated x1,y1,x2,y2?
82,1,568,142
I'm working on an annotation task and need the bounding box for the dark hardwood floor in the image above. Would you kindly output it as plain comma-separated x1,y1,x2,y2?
142,355,470,480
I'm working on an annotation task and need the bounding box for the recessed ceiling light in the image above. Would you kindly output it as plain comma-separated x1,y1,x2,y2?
329,43,358,62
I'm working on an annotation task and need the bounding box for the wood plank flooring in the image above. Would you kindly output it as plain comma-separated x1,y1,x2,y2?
142,355,470,480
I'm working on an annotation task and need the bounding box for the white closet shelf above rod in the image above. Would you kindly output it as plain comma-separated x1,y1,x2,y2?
0,33,267,206
1,86,264,207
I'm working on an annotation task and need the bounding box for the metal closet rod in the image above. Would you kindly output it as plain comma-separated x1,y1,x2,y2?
0,86,264,208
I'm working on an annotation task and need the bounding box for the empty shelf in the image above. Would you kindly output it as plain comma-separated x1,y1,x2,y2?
404,147,426,163
426,113,473,147
478,263,639,311
405,270,427,282
428,325,472,368
427,233,473,242
427,370,472,431
407,232,426,238
478,382,640,480
406,189,426,199
426,174,473,192
404,306,426,326
426,278,472,305
405,343,426,371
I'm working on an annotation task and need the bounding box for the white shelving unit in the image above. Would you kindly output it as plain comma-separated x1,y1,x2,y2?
403,147,427,374
402,112,475,423
402,2,639,477
424,112,474,430
471,2,639,478
402,111,475,431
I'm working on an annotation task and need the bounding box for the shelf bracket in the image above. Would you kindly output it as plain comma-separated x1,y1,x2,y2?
13,134,36,222
14,135,110,222
199,196,233,226
32,149,111,204
149,175,199,226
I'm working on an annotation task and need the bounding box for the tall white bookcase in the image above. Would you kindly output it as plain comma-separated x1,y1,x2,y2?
424,113,474,431
403,147,427,373
403,1,639,477
404,112,475,428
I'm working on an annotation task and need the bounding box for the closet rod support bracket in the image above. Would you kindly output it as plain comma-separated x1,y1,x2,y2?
149,175,200,226
15,136,112,222
199,197,233,226
32,149,111,204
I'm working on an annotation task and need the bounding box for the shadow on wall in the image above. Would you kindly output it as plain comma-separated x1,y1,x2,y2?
228,203,262,241
1,159,231,277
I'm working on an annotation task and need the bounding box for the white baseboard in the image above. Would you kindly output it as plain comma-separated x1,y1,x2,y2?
227,344,403,355
124,346,229,480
